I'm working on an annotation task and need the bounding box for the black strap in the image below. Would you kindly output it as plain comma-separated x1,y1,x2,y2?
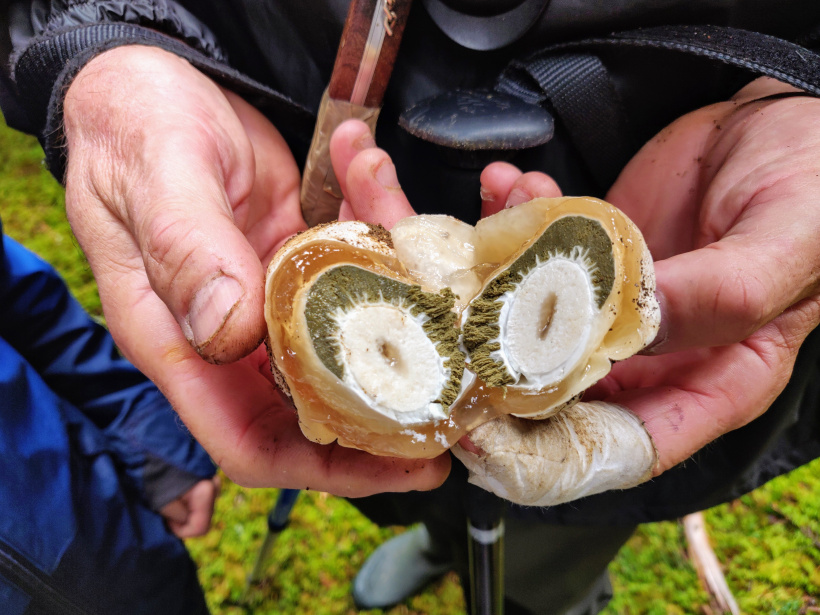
582,25,820,96
497,52,635,191
497,25,820,190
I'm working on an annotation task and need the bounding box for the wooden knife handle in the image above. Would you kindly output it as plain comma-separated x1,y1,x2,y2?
328,0,413,107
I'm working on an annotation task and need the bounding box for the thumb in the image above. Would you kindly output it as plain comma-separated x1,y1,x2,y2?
649,224,820,355
129,160,265,363
106,137,264,363
63,45,266,364
66,160,265,363
67,131,266,364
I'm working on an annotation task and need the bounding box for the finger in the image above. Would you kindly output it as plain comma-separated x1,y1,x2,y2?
599,295,820,474
650,217,820,355
65,51,266,365
131,140,268,364
172,480,218,538
453,402,656,507
160,499,189,525
70,167,266,365
332,135,417,230
607,92,820,355
457,434,484,456
329,119,378,199
479,164,562,218
479,162,523,217
223,89,306,264
338,200,356,222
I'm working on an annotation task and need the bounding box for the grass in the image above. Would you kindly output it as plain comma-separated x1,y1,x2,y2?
2,115,818,614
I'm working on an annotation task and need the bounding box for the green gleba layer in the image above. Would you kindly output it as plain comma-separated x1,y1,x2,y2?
304,265,465,411
462,215,615,388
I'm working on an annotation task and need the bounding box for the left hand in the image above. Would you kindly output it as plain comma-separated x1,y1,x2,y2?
331,75,820,498
160,477,221,539
480,77,820,477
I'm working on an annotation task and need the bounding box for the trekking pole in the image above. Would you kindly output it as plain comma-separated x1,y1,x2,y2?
467,483,506,615
246,488,301,588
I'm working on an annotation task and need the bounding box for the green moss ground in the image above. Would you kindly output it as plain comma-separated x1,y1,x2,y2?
2,116,818,615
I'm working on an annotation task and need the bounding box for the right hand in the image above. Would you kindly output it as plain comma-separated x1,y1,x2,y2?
466,81,820,505
160,477,221,539
62,46,450,495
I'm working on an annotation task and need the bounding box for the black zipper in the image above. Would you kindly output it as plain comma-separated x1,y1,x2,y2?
0,539,92,615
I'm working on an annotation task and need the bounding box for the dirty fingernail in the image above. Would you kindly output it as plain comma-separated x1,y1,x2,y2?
374,159,400,189
639,290,668,356
187,274,244,349
480,185,496,202
505,188,531,209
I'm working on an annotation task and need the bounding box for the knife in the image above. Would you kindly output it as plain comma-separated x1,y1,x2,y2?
300,0,413,227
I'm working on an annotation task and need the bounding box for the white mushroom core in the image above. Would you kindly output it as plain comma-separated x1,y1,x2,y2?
335,304,449,424
498,258,595,387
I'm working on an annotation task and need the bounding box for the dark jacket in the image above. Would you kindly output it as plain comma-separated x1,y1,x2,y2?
1,0,819,525
0,223,213,614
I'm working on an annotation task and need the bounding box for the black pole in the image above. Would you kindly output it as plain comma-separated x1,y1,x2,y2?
246,488,301,587
467,483,506,615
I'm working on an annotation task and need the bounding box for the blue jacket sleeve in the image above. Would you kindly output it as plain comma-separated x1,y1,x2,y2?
0,228,215,510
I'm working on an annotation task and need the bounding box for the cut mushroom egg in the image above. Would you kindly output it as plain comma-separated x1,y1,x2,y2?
264,198,660,457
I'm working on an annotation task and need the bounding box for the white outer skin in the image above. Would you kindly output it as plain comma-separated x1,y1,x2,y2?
391,215,482,310
451,401,658,507
267,221,396,278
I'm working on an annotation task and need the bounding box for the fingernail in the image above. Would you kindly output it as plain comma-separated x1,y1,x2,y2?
639,290,668,355
457,435,486,456
187,274,244,349
353,131,377,151
505,188,531,209
374,159,399,189
480,186,496,202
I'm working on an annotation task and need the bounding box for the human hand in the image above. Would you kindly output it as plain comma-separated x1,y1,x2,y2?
160,477,221,539
593,77,820,474
62,46,449,495
477,77,820,480
331,77,820,505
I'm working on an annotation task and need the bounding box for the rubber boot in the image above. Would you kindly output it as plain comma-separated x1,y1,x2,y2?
352,524,453,609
